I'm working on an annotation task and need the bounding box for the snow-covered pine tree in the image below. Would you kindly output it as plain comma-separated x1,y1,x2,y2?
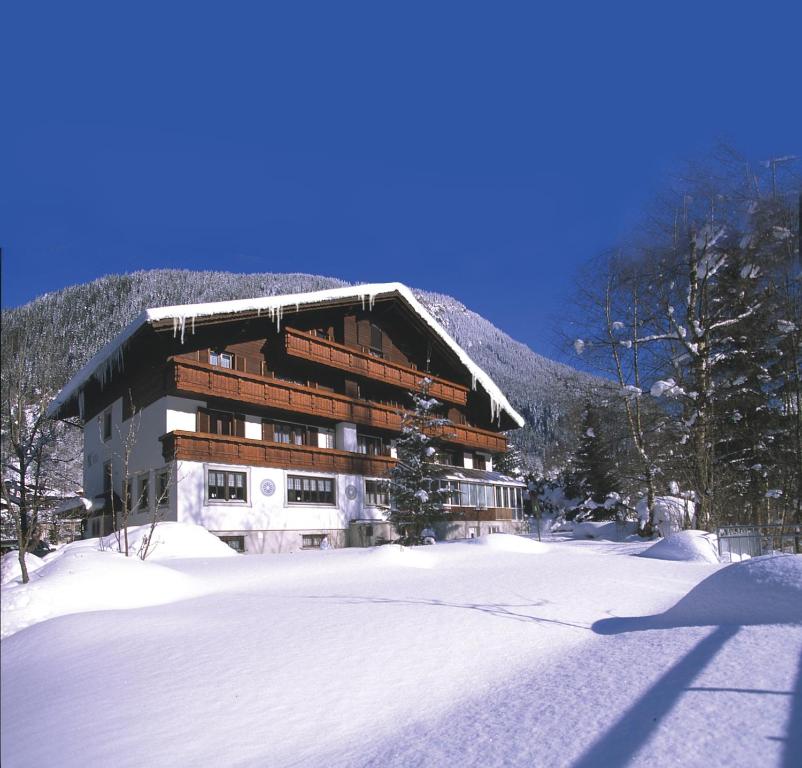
388,378,454,540
493,440,526,477
573,402,620,503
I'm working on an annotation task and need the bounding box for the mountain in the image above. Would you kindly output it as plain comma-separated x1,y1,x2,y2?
2,269,588,475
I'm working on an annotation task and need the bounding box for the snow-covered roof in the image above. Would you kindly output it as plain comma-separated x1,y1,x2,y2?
48,282,525,427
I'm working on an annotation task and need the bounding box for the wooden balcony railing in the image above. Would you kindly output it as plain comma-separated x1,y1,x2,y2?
283,327,469,406
169,358,507,453
161,431,398,475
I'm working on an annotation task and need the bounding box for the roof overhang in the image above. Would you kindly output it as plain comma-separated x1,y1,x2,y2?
47,282,525,428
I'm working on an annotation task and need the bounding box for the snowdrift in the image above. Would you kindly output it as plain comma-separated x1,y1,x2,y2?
594,554,802,632
639,530,720,564
0,523,235,639
98,522,239,560
1,551,46,586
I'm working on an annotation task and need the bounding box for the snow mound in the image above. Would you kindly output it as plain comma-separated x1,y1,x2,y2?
366,544,437,569
639,530,719,563
475,534,549,553
595,554,802,632
1,548,200,639
99,522,239,560
1,551,46,586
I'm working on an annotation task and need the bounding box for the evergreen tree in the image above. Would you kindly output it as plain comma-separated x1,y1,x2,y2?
573,403,620,503
493,441,526,477
388,378,453,539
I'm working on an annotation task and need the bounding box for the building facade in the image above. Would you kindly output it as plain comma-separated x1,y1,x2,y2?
49,284,527,553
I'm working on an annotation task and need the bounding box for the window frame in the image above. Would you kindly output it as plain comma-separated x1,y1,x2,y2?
205,467,249,504
137,472,151,512
218,535,245,552
364,478,390,508
156,469,170,507
209,350,234,369
286,474,336,506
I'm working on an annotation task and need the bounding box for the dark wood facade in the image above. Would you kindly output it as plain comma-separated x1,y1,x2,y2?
62,291,517,481
161,431,397,476
168,358,507,453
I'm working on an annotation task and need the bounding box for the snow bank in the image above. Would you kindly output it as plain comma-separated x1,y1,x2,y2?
99,522,239,560
1,551,45,586
596,554,802,632
475,533,549,553
1,548,201,639
639,530,719,563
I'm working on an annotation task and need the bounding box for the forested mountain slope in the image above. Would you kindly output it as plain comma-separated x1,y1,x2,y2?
2,270,588,474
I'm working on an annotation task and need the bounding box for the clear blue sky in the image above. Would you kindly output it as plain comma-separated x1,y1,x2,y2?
2,1,800,360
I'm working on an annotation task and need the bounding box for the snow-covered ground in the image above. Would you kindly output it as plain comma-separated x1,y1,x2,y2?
2,525,800,768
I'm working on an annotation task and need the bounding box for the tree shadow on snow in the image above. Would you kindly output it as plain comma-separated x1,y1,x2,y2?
573,556,802,768
302,593,592,631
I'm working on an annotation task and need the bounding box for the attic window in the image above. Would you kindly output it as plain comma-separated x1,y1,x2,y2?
369,324,383,358
210,351,233,369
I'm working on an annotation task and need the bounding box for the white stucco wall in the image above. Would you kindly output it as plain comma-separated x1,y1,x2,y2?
335,422,357,452
165,395,205,432
175,461,383,533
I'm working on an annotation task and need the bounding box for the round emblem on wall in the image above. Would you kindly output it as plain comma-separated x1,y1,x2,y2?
345,484,358,500
260,479,276,497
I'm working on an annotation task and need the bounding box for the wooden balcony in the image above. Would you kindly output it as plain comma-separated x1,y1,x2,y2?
169,358,507,453
161,431,398,475
283,327,469,406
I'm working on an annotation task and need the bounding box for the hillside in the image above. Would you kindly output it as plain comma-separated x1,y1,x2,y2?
2,269,589,475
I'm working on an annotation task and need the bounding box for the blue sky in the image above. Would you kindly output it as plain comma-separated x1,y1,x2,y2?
2,1,800,360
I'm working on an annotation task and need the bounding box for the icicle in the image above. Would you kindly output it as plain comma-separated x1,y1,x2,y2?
78,390,85,421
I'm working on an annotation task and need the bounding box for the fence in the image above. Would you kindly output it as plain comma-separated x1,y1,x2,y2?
717,524,802,562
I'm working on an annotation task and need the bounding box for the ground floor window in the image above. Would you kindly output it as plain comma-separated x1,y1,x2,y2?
156,469,170,507
207,470,248,502
218,535,245,552
287,475,335,505
364,479,390,507
301,533,327,549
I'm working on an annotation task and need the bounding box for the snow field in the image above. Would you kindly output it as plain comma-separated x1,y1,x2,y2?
2,526,800,768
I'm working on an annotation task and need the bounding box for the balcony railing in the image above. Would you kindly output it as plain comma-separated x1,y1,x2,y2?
283,327,469,405
161,431,398,475
169,358,507,453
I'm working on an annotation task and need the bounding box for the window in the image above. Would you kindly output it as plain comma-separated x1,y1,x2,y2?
365,479,390,507
218,535,245,552
319,428,335,449
274,422,307,445
156,470,170,507
207,470,247,502
369,323,383,357
474,453,487,471
287,475,335,505
138,474,150,511
301,533,327,549
209,411,233,436
102,410,112,441
103,461,112,494
210,350,233,369
357,434,386,456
